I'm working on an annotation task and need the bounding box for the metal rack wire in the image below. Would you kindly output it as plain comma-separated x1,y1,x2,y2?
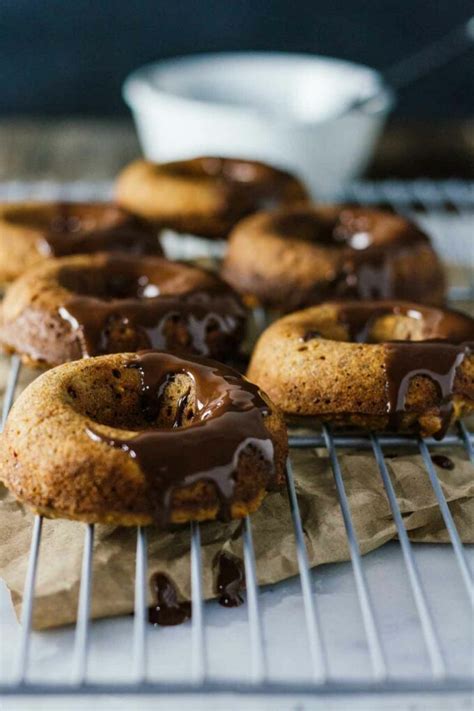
0,355,473,697
0,179,473,698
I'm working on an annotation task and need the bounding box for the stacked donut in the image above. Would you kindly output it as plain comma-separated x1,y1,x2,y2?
0,155,472,530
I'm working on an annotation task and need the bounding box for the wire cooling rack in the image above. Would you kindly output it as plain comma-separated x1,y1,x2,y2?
0,179,473,699
0,356,473,698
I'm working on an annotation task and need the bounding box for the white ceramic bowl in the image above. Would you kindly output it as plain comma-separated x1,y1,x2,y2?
123,52,394,197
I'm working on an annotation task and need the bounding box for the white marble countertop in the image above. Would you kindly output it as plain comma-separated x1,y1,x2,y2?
1,542,473,709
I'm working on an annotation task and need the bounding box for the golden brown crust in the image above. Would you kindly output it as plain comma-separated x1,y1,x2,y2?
0,353,287,526
247,301,474,437
115,157,309,239
222,205,446,310
0,201,162,285
0,253,246,367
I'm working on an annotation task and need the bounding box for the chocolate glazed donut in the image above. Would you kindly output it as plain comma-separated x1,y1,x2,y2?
0,202,162,284
0,351,288,526
0,253,246,367
222,205,446,310
247,301,474,439
115,157,309,239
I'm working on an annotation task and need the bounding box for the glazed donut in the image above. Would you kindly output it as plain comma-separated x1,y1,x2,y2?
0,351,288,526
115,157,309,239
0,253,246,367
247,301,474,439
0,201,162,285
222,205,445,310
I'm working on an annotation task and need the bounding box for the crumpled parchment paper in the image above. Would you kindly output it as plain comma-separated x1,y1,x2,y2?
0,357,472,630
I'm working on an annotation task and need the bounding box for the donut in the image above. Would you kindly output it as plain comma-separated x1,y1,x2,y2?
0,201,162,285
115,157,309,239
0,351,288,526
0,253,246,367
222,205,445,310
247,301,474,439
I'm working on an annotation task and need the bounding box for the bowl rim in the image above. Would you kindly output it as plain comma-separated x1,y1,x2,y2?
123,50,395,127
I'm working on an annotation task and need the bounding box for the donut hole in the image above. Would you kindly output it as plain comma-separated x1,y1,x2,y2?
340,305,453,344
368,314,427,342
55,257,217,305
57,264,161,301
65,366,200,432
271,210,376,249
295,303,465,345
271,212,340,246
5,203,126,234
163,157,267,185
267,207,428,252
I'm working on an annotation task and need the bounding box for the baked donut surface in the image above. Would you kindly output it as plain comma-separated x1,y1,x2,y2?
0,201,162,284
115,157,309,239
0,351,287,526
222,205,445,310
247,301,474,438
0,253,246,367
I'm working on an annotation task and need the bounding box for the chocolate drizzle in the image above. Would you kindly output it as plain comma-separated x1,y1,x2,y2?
215,551,245,607
86,351,275,526
335,302,474,439
36,203,161,257
431,454,455,470
148,573,191,626
57,257,245,357
270,207,436,303
385,341,468,438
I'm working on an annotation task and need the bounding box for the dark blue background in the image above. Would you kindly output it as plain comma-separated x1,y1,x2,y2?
1,0,473,117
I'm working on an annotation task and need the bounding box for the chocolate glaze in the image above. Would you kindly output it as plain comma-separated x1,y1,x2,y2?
86,351,276,526
36,203,161,257
58,257,245,357
148,572,191,626
385,341,469,438
431,454,455,470
165,157,306,215
335,302,474,439
270,207,435,302
215,551,245,607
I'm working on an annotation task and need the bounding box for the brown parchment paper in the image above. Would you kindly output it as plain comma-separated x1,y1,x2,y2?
0,359,473,630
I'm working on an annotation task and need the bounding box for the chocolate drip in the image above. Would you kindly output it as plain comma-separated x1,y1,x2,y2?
148,573,191,626
335,302,474,438
385,341,468,439
215,551,245,607
58,265,245,358
39,203,160,257
431,454,455,470
86,351,275,526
